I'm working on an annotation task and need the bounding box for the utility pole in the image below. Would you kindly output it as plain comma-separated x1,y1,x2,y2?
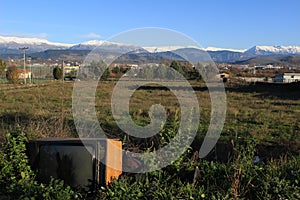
19,47,29,84
61,57,65,82
60,57,65,132
28,56,32,84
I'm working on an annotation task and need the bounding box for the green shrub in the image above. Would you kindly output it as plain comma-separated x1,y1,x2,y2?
0,126,75,199
6,65,20,84
99,172,206,200
99,137,300,199
53,66,63,80
1,127,299,199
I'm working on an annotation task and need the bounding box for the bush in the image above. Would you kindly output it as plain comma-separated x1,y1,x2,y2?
99,138,300,199
1,127,299,199
6,65,20,84
53,66,63,80
0,126,75,199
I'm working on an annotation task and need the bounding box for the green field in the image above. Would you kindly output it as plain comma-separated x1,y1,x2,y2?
0,80,299,146
0,80,299,199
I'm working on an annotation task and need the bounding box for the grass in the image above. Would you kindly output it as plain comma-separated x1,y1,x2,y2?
0,79,299,199
0,80,299,154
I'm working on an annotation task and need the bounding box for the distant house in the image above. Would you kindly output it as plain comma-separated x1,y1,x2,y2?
240,77,266,83
233,65,249,69
273,73,300,83
19,70,32,79
216,73,229,82
64,66,79,74
64,66,79,80
254,64,283,70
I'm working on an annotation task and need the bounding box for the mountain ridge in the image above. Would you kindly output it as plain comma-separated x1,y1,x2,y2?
1,35,300,63
245,45,300,56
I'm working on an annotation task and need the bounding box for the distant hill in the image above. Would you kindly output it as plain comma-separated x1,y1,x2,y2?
207,50,243,63
244,45,300,56
1,35,300,63
0,35,72,53
29,50,91,60
28,49,185,64
234,55,300,66
114,51,185,64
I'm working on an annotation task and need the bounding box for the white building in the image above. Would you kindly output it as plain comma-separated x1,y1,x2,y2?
254,64,283,70
273,73,300,83
19,70,32,79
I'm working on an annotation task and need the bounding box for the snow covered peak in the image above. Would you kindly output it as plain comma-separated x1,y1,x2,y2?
143,46,245,53
1,34,300,60
0,35,73,47
245,45,300,55
204,46,246,53
80,40,112,46
71,40,139,48
69,40,144,53
143,46,196,53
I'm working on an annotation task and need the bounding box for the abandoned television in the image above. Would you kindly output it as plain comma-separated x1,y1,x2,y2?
27,138,122,191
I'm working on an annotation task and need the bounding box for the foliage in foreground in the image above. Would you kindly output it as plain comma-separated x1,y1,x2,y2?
99,139,300,200
0,126,75,200
0,126,299,199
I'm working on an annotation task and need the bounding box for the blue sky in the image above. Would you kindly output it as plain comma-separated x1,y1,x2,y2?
1,0,300,49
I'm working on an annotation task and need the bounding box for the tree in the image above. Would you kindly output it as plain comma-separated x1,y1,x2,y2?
169,60,188,79
76,60,110,80
112,66,121,74
170,60,181,71
101,67,111,80
6,65,20,84
0,58,6,78
53,66,63,80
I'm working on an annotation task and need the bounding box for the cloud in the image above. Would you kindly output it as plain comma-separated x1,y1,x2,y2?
82,32,101,39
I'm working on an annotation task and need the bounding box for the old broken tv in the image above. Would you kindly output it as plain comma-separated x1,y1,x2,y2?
27,138,122,191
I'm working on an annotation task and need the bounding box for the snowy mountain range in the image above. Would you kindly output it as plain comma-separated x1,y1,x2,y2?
244,45,300,56
69,40,144,53
1,35,300,62
0,35,73,52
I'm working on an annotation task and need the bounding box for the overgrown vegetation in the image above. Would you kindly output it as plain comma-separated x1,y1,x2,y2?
0,77,299,199
0,125,298,199
0,80,299,147
6,65,20,84
99,138,300,199
53,66,63,80
0,126,75,199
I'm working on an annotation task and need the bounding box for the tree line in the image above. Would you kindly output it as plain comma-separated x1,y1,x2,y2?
1,58,213,83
